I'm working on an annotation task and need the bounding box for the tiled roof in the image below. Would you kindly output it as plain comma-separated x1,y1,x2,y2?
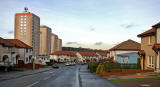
40,25,50,29
51,33,57,36
6,39,32,48
78,52,98,56
137,28,155,37
97,52,107,56
58,38,62,41
50,51,76,56
0,37,14,47
152,22,160,27
109,39,141,51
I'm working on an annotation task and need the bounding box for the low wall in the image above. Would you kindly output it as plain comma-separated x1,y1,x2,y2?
14,63,45,69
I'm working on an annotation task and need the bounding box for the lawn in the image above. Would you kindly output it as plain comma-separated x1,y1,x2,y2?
110,77,160,83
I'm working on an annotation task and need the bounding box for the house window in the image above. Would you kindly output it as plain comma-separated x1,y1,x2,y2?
26,49,28,53
149,36,153,44
149,56,154,67
126,57,128,64
121,57,124,63
26,57,28,62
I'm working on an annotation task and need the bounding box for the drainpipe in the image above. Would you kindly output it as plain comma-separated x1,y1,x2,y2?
24,48,25,64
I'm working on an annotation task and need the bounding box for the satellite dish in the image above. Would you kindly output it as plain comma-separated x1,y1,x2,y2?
24,7,28,12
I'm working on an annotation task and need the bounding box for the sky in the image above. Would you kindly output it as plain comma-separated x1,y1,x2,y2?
0,0,160,50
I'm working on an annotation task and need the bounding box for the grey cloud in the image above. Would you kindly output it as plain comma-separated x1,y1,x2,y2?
90,28,95,31
66,42,82,45
94,42,103,45
8,30,14,34
66,42,77,44
121,24,138,29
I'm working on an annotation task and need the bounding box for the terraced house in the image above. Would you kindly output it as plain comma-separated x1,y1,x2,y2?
50,51,76,62
0,37,32,65
138,22,160,71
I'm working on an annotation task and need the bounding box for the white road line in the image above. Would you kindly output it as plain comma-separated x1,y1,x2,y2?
26,81,39,87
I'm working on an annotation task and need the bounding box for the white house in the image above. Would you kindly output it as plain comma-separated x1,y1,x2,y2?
76,52,99,63
6,39,32,64
50,51,76,62
96,52,108,60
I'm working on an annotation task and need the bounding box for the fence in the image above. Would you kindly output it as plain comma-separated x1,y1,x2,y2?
106,63,141,72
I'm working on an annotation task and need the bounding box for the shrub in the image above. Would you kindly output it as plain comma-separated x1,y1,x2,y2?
88,61,98,73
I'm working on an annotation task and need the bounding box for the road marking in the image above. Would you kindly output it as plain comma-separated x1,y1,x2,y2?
27,81,39,87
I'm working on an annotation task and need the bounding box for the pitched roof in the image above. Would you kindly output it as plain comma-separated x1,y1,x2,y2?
152,22,160,28
109,39,141,51
51,33,57,36
6,39,32,48
137,28,155,37
50,51,76,56
97,52,107,56
0,37,15,47
78,52,98,56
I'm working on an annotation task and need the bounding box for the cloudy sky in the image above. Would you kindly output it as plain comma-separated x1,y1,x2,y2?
0,0,160,50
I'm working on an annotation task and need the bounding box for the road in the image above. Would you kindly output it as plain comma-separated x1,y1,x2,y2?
0,65,118,87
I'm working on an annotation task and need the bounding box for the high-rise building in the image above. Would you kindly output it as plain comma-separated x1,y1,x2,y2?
51,33,58,53
39,25,51,56
57,38,62,51
14,8,40,57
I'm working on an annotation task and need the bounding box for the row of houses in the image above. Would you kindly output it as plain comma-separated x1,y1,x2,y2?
50,51,109,63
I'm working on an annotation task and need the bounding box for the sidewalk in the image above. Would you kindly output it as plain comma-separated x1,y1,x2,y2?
0,67,52,81
79,65,118,87
107,71,160,80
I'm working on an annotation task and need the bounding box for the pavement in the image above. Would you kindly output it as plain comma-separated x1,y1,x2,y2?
107,72,160,80
0,67,52,81
79,65,118,87
0,65,119,87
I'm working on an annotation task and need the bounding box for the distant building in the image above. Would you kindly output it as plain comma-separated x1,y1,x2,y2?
96,52,108,59
14,8,40,57
39,25,51,56
57,39,62,51
51,33,58,53
76,52,98,63
50,51,76,62
109,39,141,61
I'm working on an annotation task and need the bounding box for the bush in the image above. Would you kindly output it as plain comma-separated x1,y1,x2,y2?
88,61,98,73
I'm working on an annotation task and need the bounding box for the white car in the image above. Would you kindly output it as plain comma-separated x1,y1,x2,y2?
65,62,71,66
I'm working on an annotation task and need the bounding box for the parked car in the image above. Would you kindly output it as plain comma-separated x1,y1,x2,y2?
70,62,76,66
52,63,59,68
65,62,71,66
0,61,14,71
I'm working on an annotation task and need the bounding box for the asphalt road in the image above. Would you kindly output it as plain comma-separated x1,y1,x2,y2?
0,65,80,87
0,65,118,87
